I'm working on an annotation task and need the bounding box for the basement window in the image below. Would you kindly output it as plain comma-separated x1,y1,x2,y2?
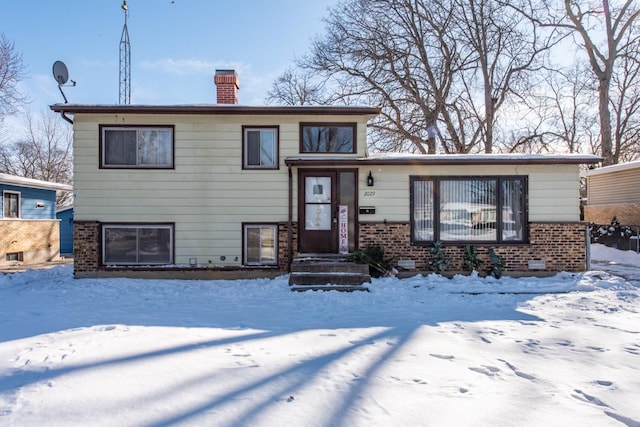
102,224,174,265
6,252,23,262
243,224,278,266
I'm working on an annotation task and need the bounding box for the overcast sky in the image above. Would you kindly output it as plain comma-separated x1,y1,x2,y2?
1,0,339,112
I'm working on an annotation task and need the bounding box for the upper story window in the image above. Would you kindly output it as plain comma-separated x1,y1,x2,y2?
2,191,20,218
243,126,279,169
300,123,356,153
411,176,527,244
100,125,174,169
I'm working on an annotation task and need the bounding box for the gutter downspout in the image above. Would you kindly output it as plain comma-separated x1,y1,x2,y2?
60,112,73,125
287,165,293,272
57,86,74,124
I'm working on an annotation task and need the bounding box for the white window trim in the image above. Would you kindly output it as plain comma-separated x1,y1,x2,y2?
243,127,279,169
2,190,21,219
243,224,278,266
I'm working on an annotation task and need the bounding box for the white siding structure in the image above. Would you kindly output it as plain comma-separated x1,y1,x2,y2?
72,111,373,266
51,70,600,277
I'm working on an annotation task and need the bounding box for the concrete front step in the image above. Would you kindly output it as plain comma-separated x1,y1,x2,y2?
290,261,369,275
289,272,371,286
289,255,371,290
290,284,369,292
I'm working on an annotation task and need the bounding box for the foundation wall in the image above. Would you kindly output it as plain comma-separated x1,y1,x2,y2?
0,220,61,266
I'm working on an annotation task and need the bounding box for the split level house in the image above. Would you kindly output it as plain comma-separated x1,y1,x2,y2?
1,173,73,267
51,70,600,279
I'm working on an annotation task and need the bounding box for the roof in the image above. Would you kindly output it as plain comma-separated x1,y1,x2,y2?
0,173,73,192
582,159,640,177
285,153,601,166
56,206,74,214
49,104,381,117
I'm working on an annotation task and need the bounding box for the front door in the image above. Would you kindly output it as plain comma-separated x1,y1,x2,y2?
298,169,358,254
299,170,338,253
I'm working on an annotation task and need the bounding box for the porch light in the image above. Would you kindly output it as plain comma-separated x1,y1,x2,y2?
367,171,374,187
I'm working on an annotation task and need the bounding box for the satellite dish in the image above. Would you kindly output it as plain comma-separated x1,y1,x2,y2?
52,60,75,105
52,61,69,85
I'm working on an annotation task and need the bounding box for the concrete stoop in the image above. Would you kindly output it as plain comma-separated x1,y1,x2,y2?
289,255,371,292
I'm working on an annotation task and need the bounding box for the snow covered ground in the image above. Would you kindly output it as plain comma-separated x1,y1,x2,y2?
0,244,638,427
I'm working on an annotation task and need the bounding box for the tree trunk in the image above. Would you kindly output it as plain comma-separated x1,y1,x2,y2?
598,79,614,166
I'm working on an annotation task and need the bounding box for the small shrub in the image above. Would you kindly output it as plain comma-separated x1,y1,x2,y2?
488,248,505,279
462,245,484,272
348,245,393,277
428,241,450,274
589,217,635,249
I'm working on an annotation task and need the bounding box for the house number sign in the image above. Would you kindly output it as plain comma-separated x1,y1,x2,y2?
339,205,349,254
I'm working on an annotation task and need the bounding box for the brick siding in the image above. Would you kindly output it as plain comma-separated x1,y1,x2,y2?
359,222,587,274
73,221,101,273
278,222,297,269
0,219,61,266
584,205,640,227
73,220,587,277
74,221,296,276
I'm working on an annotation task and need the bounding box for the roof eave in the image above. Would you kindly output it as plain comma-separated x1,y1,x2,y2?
285,155,602,167
49,104,381,117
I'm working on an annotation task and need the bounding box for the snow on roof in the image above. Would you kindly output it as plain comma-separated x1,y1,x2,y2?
582,159,640,177
56,206,74,213
365,152,600,162
286,152,601,166
0,173,73,192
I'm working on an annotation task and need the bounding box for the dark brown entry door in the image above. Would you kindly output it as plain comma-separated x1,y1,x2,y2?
298,170,338,253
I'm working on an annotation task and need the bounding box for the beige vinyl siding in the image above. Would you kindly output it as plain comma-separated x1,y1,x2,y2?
587,168,640,205
73,113,368,265
355,164,581,223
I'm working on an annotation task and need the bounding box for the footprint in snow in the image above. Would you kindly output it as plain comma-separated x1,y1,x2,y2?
596,380,613,387
498,359,536,381
469,365,501,377
429,353,455,360
572,389,610,408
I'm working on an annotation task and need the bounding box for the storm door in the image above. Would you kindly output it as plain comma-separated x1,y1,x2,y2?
298,169,357,254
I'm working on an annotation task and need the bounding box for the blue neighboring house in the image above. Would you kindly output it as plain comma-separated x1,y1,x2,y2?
56,206,74,255
1,173,73,267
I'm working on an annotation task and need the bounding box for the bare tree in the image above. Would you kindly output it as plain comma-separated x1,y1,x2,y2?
265,67,330,106
0,110,73,206
609,39,640,162
303,0,466,153
0,33,28,121
452,0,561,153
506,65,599,154
561,0,640,165
274,0,559,154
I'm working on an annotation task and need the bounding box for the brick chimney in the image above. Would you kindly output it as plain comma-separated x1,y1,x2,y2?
214,69,240,104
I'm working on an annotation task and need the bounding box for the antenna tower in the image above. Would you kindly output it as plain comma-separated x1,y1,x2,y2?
119,0,131,104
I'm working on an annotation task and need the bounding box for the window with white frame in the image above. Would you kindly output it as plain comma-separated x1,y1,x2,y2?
243,126,278,169
411,176,527,243
102,224,173,265
2,191,20,218
101,126,174,168
243,224,278,265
